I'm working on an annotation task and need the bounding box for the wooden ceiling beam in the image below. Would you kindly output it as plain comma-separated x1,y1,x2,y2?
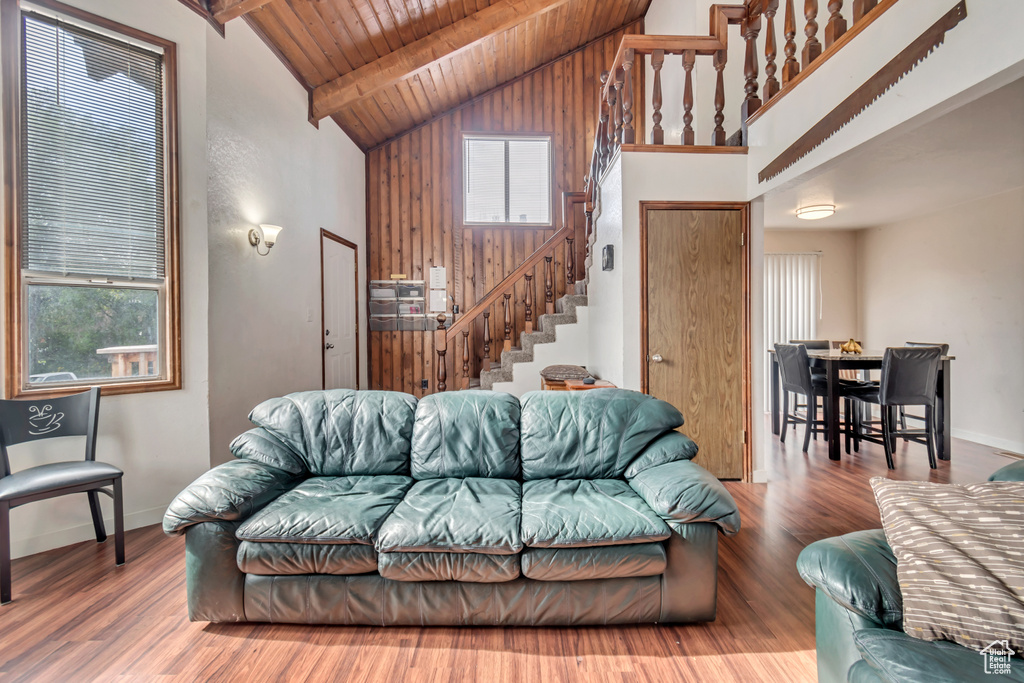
310,0,573,121
210,0,274,23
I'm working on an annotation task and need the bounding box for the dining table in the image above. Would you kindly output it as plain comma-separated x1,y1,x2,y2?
768,348,955,462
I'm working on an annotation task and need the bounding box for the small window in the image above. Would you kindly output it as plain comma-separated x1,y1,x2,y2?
4,3,180,397
463,134,551,226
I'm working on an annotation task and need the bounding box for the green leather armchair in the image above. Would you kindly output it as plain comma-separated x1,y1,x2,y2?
797,460,1024,682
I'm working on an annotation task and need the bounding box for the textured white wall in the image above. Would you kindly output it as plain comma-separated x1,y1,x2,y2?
0,0,211,558
206,21,367,465
857,187,1024,454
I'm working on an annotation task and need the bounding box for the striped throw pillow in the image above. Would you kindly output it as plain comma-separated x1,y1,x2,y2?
871,477,1024,652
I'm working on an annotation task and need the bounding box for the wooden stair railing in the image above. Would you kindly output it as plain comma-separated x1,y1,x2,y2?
589,0,897,176
436,224,574,391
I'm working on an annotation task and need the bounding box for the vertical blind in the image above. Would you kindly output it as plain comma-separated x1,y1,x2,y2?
464,135,551,225
20,10,166,281
764,252,822,403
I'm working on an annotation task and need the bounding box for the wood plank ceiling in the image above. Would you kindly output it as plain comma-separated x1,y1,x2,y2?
225,0,649,149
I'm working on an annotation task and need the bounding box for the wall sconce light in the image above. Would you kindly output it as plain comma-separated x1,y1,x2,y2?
795,205,835,220
248,224,283,255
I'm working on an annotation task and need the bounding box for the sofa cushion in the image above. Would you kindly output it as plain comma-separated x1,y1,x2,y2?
235,475,412,545
237,541,377,576
519,389,683,479
628,460,741,535
622,430,698,479
521,543,667,581
376,478,523,554
521,479,670,548
411,391,520,479
249,389,417,476
229,427,306,475
378,552,520,583
854,629,1024,683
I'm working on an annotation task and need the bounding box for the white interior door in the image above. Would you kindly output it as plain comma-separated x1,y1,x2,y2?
322,232,357,389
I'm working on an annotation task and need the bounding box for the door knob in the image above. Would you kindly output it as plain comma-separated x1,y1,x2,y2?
651,354,664,363
325,343,335,350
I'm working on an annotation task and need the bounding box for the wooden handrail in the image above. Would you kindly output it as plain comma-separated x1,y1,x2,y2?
446,224,572,342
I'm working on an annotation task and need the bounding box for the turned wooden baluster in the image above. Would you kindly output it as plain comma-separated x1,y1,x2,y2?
613,69,624,146
598,71,610,169
461,330,470,390
825,0,846,47
782,0,800,83
434,314,447,392
481,310,491,371
741,13,762,121
502,293,512,352
802,0,822,68
605,80,617,158
544,255,554,314
712,49,727,146
852,0,877,23
650,49,665,145
682,50,695,145
764,0,780,100
621,48,635,145
524,274,534,333
565,237,575,286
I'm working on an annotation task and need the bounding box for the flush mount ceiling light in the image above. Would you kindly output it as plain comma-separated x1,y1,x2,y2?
795,205,836,220
248,224,283,256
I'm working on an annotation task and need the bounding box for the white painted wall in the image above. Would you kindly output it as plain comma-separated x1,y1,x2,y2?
491,307,591,396
764,229,860,342
587,159,625,386
857,187,1024,454
0,0,212,558
206,21,367,465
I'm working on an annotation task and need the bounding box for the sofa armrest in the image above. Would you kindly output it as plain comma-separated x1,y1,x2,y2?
163,460,301,535
627,460,740,535
989,459,1024,482
797,529,903,626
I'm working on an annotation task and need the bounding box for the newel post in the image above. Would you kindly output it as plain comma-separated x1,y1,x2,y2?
434,314,447,392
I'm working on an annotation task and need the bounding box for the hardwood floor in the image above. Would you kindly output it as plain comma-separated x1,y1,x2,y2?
1,429,1017,682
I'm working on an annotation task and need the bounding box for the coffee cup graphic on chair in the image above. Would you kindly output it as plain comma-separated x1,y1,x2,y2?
27,405,64,435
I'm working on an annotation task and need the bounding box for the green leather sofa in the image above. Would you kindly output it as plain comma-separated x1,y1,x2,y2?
164,388,740,625
797,460,1024,683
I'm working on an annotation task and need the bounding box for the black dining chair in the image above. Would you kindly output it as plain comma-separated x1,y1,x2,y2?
899,342,949,431
775,343,832,453
0,387,124,604
786,340,831,436
847,347,942,470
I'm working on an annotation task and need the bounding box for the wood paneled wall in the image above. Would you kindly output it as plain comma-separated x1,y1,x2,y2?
366,21,644,395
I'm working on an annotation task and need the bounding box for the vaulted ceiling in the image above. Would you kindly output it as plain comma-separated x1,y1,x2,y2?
207,0,649,149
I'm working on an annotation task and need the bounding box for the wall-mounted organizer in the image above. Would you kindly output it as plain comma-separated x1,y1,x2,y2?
369,280,447,331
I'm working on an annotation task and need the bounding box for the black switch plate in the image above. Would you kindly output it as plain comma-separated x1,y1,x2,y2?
421,379,429,390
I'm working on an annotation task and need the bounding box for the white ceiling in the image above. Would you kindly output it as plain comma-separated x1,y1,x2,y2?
762,77,1024,230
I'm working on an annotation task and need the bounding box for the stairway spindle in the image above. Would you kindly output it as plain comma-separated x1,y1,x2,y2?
650,49,664,145
613,69,624,146
605,81,617,160
782,0,800,83
764,0,780,100
481,310,491,371
621,48,635,145
852,0,876,23
544,256,554,314
825,0,846,46
461,330,470,390
802,0,822,68
503,293,512,352
524,274,534,333
598,71,610,170
741,14,762,122
682,50,695,145
566,238,575,287
712,49,727,146
435,314,447,392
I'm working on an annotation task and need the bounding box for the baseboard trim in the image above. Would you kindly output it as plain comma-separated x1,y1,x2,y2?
951,429,1023,457
752,469,769,483
9,505,166,560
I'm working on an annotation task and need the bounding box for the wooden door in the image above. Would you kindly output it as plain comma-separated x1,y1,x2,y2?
644,206,748,479
321,231,358,390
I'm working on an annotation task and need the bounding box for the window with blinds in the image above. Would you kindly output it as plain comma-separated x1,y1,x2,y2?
6,4,179,396
463,135,551,226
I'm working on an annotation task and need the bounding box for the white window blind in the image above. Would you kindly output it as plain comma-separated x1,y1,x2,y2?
21,10,166,281
764,252,822,403
464,135,551,225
